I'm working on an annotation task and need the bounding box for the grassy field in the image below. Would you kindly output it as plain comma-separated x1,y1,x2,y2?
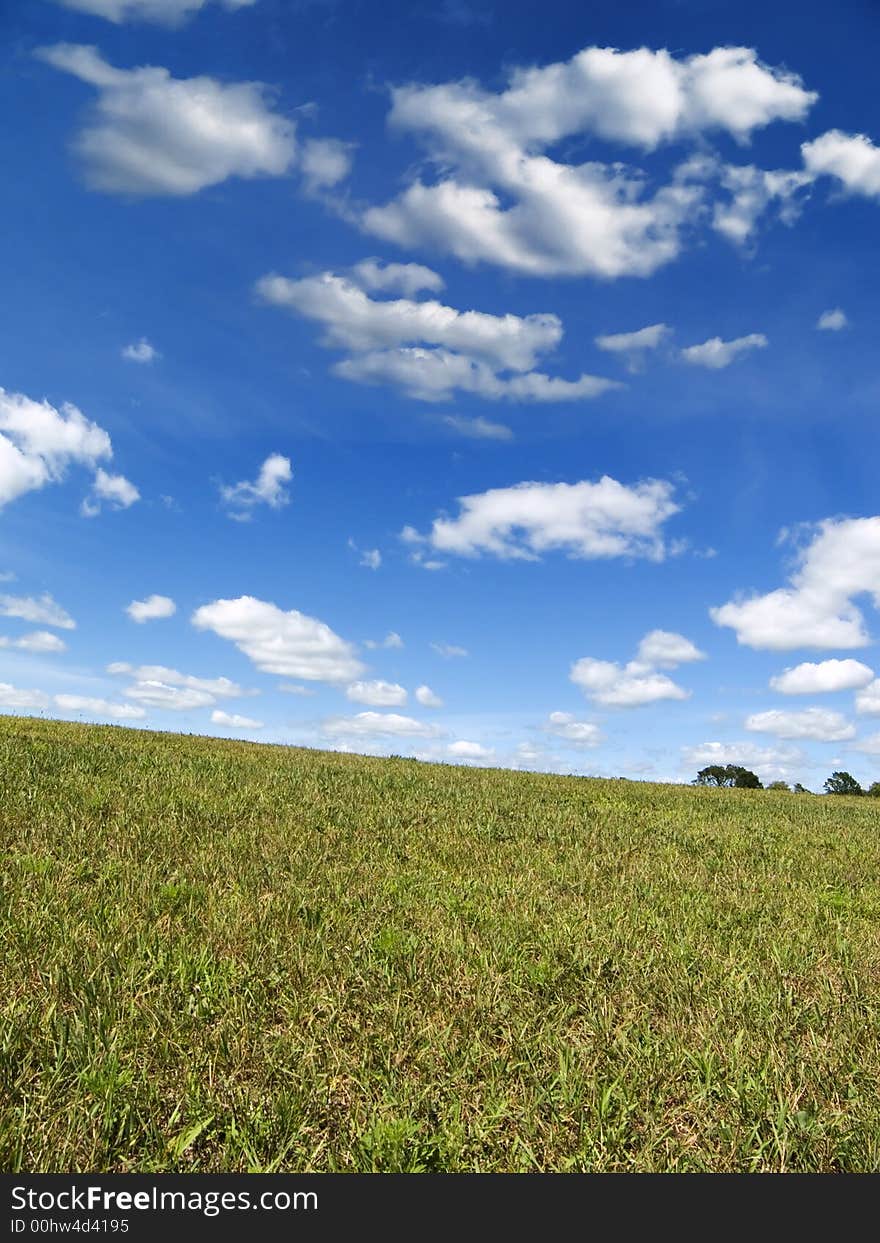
2,714,879,1173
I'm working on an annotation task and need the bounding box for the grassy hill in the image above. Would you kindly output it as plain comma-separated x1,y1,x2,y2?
2,714,879,1172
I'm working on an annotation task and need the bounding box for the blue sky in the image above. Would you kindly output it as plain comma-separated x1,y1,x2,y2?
1,0,879,789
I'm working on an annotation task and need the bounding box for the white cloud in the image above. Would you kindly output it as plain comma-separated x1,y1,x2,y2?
125,680,216,710
360,549,382,570
856,680,880,717
711,516,880,650
54,694,146,720
107,662,252,698
545,710,603,747
680,333,767,369
364,631,404,650
636,630,706,668
770,659,874,695
817,308,848,331
278,682,315,696
362,46,814,279
0,386,117,511
37,44,296,196
256,271,618,403
257,272,560,371
745,707,855,742
0,682,50,711
346,680,408,707
192,595,364,683
334,348,619,403
445,740,493,759
802,130,880,200
682,740,806,783
442,414,512,441
855,732,880,755
595,323,671,370
430,641,468,658
415,684,443,708
211,709,264,729
407,475,680,562
54,1,257,26
0,631,67,654
0,593,75,630
711,164,812,245
220,453,291,519
81,468,140,516
125,594,176,623
351,258,445,297
571,657,689,707
299,138,354,193
322,711,441,739
571,627,701,707
122,337,158,362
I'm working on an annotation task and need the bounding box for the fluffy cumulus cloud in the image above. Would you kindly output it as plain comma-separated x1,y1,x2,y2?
107,661,255,699
802,130,880,200
745,707,856,742
220,453,292,519
54,0,257,25
545,711,603,747
571,658,690,708
351,259,445,297
415,684,443,708
0,683,51,711
679,333,767,369
345,680,408,707
210,709,264,729
856,680,880,717
322,711,442,739
0,631,67,654
37,44,297,196
711,516,880,650
856,733,880,756
121,338,158,362
682,740,806,783
192,595,364,683
0,593,75,629
817,308,848,331
125,682,217,710
299,138,355,194
125,594,176,623
54,694,146,720
256,269,617,403
636,629,706,668
405,475,680,562
769,659,874,695
361,46,815,279
81,468,140,516
571,628,701,707
444,740,493,760
0,387,125,512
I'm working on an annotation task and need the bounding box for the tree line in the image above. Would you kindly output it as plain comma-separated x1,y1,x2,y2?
693,765,880,796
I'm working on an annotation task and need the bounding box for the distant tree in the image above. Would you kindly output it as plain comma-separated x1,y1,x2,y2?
793,783,810,794
694,765,729,787
868,782,880,798
767,780,790,791
694,764,763,789
824,771,863,796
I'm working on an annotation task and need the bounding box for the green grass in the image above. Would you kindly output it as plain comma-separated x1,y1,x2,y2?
2,714,880,1172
